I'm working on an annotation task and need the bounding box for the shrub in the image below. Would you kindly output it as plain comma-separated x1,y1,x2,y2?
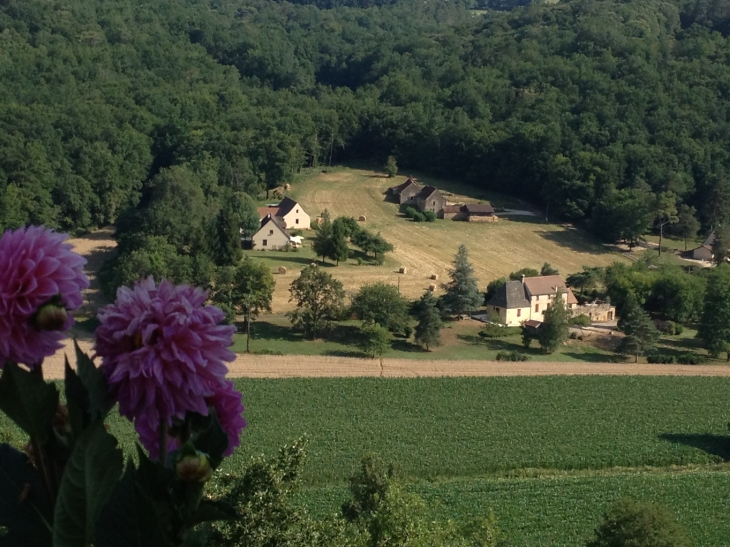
587,498,691,547
480,324,521,338
253,348,284,355
423,211,437,222
661,321,684,336
495,350,528,362
569,314,591,327
569,331,578,339
412,211,426,222
646,352,705,365
403,325,413,338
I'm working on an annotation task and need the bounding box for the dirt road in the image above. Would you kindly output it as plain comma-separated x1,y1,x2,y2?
41,339,730,380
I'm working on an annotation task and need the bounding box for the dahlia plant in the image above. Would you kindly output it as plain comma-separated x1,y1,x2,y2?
0,227,245,547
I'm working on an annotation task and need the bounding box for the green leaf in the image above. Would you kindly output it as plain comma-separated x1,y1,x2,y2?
188,499,238,526
95,463,167,547
74,341,114,419
0,444,53,547
64,357,89,439
135,445,175,502
192,411,229,469
0,362,58,444
53,420,123,547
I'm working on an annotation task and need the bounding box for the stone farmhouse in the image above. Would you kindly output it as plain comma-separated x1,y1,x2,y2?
251,215,292,250
485,275,614,327
256,196,310,230
691,231,715,262
386,177,496,222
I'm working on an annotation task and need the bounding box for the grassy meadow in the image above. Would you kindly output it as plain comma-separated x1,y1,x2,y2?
246,167,629,312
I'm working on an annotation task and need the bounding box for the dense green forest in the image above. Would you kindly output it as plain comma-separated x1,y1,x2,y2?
4,0,730,251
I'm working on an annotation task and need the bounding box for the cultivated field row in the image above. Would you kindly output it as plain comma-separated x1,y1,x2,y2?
44,339,730,379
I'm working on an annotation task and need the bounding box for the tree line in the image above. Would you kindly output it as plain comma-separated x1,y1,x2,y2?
5,0,730,248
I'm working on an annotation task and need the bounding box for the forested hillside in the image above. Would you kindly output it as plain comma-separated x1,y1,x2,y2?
3,0,730,243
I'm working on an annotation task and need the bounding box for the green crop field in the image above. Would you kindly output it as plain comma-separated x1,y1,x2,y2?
4,376,729,545
297,470,730,546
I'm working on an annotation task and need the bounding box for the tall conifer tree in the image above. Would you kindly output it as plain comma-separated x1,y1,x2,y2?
440,245,482,316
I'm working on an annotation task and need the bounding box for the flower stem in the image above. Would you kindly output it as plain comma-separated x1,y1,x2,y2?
158,420,168,467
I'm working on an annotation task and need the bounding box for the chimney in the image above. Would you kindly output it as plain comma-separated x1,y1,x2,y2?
521,275,525,285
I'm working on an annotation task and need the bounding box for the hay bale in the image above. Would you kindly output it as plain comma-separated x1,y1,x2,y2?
315,217,324,225
428,284,437,291
284,183,292,190
278,267,287,274
310,262,317,267
358,215,366,221
430,274,438,280
399,267,407,274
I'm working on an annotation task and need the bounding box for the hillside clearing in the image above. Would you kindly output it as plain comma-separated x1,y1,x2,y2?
250,168,628,312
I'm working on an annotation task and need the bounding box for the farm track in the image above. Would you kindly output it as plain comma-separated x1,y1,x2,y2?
43,339,730,379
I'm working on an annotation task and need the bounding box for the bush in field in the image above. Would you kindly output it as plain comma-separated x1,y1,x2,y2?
496,350,528,362
359,323,391,359
569,314,591,327
351,282,410,334
586,499,691,547
480,325,521,338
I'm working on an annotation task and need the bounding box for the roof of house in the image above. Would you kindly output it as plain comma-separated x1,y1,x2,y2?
464,203,494,214
257,214,290,237
702,231,716,247
523,275,568,297
442,204,464,214
257,206,280,219
523,320,543,329
388,177,420,195
416,185,441,200
277,196,300,217
487,280,530,309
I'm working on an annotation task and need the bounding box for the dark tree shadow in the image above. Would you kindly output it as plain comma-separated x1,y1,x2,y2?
560,352,616,363
659,433,730,460
249,254,338,268
457,334,490,346
327,324,362,345
659,337,704,351
322,349,369,358
391,340,428,353
536,228,615,254
250,321,303,342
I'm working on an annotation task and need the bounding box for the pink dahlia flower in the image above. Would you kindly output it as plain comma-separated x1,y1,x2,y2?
0,226,89,367
95,278,237,457
207,380,246,456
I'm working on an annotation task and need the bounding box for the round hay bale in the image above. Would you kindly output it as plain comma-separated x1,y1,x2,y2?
284,183,292,190
430,274,438,280
315,217,324,225
278,267,287,274
399,267,407,274
310,262,317,267
358,215,366,221
428,284,437,291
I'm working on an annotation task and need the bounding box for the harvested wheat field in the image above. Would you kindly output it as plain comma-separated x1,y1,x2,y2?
255,168,628,312
42,340,730,380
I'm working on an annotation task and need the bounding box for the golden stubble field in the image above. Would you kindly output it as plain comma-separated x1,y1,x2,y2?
260,168,627,312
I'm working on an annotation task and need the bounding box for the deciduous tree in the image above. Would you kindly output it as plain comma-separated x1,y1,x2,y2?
537,291,569,353
287,265,345,339
414,291,443,351
351,282,410,333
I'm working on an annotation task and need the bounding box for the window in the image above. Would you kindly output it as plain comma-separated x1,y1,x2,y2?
296,219,299,224
296,209,299,213
535,304,539,312
269,230,274,235
263,239,268,246
517,308,521,317
495,307,500,313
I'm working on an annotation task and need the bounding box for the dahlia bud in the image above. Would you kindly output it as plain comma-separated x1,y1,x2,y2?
32,302,68,331
175,451,213,483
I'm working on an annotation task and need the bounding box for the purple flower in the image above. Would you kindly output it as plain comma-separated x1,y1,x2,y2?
0,226,89,368
207,380,246,457
95,278,238,457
